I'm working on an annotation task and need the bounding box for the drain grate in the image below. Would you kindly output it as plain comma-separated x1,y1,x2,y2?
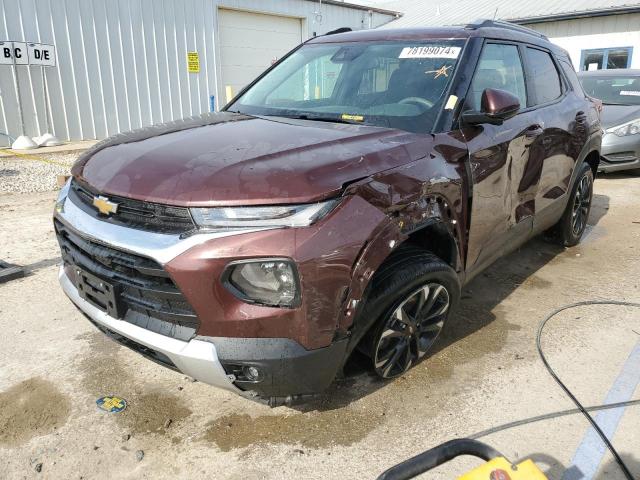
0,260,25,284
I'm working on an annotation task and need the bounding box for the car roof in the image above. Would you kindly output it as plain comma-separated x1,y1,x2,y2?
578,69,640,77
308,22,566,56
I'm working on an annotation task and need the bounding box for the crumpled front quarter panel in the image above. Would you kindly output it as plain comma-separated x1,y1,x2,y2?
165,196,387,350
338,132,469,328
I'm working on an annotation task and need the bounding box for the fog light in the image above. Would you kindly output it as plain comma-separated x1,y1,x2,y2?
244,366,261,381
224,259,300,307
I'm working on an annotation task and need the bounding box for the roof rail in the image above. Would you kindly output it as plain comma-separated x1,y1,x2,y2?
465,19,548,40
325,27,352,35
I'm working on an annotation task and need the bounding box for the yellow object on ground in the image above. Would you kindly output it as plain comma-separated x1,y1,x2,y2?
458,457,548,480
0,148,68,167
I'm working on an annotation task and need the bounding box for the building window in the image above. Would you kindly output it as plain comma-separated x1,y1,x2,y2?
580,47,633,71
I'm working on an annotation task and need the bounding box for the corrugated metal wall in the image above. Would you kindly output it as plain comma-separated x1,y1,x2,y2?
0,0,395,146
526,13,640,70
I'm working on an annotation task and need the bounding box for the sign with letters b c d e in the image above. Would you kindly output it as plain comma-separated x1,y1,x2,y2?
0,41,56,66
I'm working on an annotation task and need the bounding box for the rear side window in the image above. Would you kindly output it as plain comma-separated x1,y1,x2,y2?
468,43,527,110
526,48,562,104
560,60,585,96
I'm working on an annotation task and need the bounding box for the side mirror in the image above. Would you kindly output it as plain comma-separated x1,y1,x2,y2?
461,88,521,126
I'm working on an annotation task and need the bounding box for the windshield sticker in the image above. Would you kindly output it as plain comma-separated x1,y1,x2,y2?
342,114,364,122
425,65,452,79
445,95,458,110
399,46,461,59
620,90,640,96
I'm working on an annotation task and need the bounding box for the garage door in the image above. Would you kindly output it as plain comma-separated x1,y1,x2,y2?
218,9,303,103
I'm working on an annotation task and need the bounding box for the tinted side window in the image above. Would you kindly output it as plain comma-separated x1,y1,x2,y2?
526,48,562,104
560,60,585,96
468,43,527,111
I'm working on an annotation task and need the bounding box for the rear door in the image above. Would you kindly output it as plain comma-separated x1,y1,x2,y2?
520,46,585,233
462,41,545,276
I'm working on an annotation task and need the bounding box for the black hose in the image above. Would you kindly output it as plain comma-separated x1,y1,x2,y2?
536,300,640,480
469,398,640,440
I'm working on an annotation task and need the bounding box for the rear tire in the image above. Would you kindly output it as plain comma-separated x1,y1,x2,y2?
358,246,460,379
547,162,594,247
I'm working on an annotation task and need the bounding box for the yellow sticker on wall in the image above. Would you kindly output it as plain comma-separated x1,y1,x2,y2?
341,114,364,122
187,51,200,73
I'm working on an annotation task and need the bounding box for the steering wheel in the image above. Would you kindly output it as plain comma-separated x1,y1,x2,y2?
398,96,434,110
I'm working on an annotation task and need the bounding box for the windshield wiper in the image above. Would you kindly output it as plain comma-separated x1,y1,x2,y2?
271,113,362,125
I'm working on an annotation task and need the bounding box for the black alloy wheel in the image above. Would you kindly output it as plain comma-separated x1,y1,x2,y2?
373,283,450,379
572,174,592,236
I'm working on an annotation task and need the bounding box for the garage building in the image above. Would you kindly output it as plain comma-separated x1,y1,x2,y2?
382,0,640,72
0,0,397,146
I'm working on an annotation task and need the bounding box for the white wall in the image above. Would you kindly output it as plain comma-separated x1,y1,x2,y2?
526,13,640,70
0,0,395,146
213,0,396,107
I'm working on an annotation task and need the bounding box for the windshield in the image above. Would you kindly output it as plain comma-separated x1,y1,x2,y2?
580,75,640,106
226,40,465,133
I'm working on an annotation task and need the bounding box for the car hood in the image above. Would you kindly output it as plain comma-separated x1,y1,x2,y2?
73,113,432,207
600,104,640,130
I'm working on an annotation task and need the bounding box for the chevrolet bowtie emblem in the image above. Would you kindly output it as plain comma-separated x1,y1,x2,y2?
93,195,119,216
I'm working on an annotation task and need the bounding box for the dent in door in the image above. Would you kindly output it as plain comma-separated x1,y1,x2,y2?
463,120,537,270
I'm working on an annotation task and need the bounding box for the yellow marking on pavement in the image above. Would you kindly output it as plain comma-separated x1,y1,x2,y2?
0,148,68,167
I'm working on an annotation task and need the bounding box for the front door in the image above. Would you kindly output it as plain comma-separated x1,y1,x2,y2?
461,42,545,276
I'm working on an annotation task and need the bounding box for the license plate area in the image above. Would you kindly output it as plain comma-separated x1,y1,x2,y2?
73,266,122,318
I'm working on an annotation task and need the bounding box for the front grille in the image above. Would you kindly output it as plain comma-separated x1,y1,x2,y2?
55,219,198,341
69,179,196,235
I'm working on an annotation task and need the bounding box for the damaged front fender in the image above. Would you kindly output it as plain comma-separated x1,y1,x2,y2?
337,132,469,336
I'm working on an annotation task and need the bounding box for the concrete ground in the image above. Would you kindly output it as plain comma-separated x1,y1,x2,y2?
0,173,639,479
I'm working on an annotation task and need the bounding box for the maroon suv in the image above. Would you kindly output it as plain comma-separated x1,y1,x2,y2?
55,20,601,405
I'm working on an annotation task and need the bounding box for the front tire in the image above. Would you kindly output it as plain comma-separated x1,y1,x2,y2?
359,247,460,379
548,162,594,247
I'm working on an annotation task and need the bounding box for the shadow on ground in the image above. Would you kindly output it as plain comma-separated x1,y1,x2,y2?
597,454,640,480
526,451,640,479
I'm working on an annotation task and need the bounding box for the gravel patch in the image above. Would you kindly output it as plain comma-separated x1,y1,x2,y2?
0,152,79,195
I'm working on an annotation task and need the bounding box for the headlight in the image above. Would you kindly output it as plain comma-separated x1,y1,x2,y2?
223,260,300,308
607,118,640,137
190,199,338,229
55,177,72,213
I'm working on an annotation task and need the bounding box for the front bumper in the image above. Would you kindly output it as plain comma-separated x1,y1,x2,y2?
60,266,348,401
600,133,640,172
59,266,244,395
54,184,361,400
